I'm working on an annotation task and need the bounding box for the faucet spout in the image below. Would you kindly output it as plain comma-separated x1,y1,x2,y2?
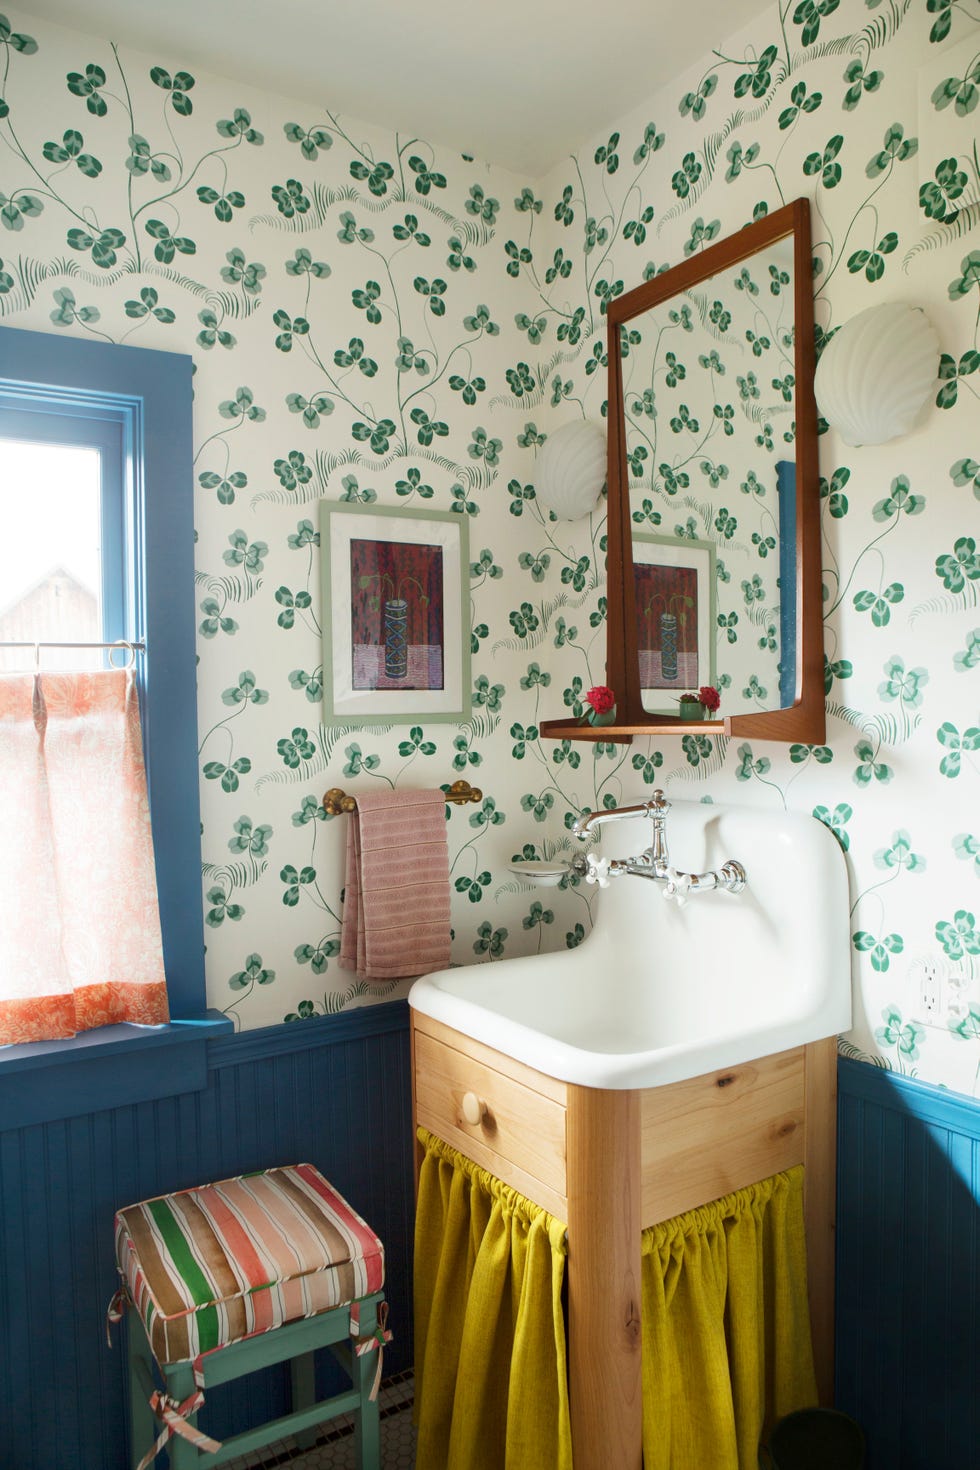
572,790,671,841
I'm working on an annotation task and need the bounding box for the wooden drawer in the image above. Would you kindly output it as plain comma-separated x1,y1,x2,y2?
639,1045,806,1227
413,1017,568,1217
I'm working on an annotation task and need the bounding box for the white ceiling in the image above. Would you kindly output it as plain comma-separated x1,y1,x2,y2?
27,0,770,176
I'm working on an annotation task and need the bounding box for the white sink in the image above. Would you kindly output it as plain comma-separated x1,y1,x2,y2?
409,799,851,1089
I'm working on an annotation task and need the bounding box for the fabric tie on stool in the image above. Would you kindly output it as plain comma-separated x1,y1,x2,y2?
351,1299,393,1400
140,1383,220,1470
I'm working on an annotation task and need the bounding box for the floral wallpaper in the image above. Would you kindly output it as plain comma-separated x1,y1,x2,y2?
0,0,977,1095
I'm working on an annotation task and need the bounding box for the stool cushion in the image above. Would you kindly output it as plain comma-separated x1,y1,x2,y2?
115,1163,385,1366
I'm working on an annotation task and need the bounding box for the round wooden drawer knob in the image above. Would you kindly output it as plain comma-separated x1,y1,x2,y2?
461,1091,487,1126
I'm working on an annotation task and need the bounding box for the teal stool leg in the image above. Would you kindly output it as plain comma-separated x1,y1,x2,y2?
125,1308,159,1470
290,1349,318,1451
352,1297,381,1470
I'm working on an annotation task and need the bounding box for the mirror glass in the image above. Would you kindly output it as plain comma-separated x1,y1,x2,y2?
624,235,797,718
598,198,822,740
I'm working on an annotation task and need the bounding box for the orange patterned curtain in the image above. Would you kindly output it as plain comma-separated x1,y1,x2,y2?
0,668,169,1044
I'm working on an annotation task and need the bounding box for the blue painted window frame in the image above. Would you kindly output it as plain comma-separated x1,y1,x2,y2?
0,326,229,1117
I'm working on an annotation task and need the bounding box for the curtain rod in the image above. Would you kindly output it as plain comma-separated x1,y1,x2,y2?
0,639,144,669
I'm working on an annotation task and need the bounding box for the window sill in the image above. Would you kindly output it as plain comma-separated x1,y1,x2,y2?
0,1011,234,1131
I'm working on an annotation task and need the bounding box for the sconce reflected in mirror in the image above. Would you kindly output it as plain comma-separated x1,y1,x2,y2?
535,419,606,520
814,301,939,447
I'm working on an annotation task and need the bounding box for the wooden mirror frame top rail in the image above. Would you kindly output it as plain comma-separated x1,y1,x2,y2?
540,198,825,747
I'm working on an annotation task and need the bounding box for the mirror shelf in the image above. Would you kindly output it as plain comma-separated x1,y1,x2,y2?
542,198,824,748
538,713,802,745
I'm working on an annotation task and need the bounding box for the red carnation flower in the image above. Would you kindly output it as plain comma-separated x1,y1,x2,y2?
585,684,615,714
698,685,721,712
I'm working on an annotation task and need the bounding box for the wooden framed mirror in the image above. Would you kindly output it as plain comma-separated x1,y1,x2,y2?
541,198,824,745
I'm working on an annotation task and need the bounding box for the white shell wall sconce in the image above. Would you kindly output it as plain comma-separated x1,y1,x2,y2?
535,419,607,519
814,301,940,447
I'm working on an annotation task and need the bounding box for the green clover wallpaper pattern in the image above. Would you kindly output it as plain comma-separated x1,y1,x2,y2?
0,0,977,1092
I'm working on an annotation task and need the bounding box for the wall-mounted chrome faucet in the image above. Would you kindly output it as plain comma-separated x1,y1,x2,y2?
570,790,746,902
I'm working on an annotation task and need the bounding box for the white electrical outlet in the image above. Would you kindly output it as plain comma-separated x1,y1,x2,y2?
909,955,945,1020
920,960,941,1016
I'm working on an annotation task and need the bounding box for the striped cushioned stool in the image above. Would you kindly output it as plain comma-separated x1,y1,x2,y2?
108,1164,389,1469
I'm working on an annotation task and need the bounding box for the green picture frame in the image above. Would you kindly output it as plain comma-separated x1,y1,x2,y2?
319,501,471,725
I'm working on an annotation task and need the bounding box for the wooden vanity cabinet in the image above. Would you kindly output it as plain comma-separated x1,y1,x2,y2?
411,1010,837,1470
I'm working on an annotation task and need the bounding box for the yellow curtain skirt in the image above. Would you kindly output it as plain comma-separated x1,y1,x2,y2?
414,1128,816,1470
414,1127,572,1470
641,1168,817,1469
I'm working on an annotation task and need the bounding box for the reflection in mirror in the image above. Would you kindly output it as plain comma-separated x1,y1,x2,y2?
633,533,716,714
596,197,825,744
624,238,797,718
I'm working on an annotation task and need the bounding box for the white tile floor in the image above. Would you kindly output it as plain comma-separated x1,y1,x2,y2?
224,1374,416,1470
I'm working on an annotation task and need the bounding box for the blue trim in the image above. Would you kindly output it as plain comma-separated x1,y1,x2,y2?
0,326,202,1020
837,1054,980,1137
208,999,411,1069
0,1005,412,1133
0,1012,232,1075
0,1031,209,1129
775,458,797,709
0,1013,233,1130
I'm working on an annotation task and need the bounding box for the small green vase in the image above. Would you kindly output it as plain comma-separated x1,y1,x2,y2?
678,699,703,721
586,704,617,727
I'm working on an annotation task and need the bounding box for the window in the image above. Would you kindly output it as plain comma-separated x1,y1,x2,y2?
0,406,125,667
0,325,205,1024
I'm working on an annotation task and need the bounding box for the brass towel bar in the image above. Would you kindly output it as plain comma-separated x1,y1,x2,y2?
322,778,483,815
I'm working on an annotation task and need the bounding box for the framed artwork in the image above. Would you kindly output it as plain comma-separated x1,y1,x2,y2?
319,501,470,724
632,533,716,715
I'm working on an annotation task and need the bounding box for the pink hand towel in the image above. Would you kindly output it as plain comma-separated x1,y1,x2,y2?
339,789,451,980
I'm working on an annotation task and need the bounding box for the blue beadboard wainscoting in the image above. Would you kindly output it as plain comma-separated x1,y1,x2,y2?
837,1056,980,1467
0,1000,414,1470
4,1038,977,1469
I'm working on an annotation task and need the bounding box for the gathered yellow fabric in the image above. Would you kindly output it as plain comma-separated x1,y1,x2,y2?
640,1165,817,1470
413,1127,572,1470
